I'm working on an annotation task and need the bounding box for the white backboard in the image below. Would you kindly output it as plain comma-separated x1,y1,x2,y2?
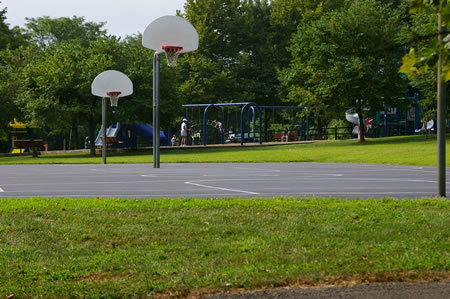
91,70,133,98
142,15,198,53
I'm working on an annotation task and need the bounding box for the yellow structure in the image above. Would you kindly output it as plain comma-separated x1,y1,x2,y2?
8,119,28,153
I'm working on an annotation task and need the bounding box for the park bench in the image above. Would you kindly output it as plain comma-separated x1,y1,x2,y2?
272,132,298,142
13,139,44,149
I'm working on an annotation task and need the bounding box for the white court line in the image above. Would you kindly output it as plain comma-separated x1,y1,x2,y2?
0,188,4,192
293,177,447,184
202,174,279,177
233,167,281,173
184,181,259,195
407,179,438,184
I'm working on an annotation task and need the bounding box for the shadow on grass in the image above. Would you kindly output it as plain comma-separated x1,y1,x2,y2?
362,134,440,146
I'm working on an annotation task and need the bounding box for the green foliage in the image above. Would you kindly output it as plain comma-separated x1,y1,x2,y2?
328,118,351,140
401,0,450,81
281,0,407,141
0,197,448,297
0,5,28,51
398,4,450,119
270,0,348,65
182,0,282,106
24,16,106,48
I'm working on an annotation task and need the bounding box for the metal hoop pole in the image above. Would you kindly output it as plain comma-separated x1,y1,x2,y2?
153,52,160,168
102,98,107,164
437,10,446,197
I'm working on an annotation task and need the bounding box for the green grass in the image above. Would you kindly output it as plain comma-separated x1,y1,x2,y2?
0,197,448,297
0,135,449,166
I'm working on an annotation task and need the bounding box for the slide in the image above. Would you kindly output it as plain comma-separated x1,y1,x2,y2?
415,120,434,133
95,122,120,146
345,109,361,135
345,109,372,135
132,123,168,146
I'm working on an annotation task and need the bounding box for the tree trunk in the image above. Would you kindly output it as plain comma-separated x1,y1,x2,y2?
88,116,96,156
27,127,39,158
423,121,429,139
72,125,79,149
358,113,366,142
316,115,323,140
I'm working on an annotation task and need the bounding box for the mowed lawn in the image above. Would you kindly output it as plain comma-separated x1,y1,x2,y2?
0,134,449,165
0,197,448,298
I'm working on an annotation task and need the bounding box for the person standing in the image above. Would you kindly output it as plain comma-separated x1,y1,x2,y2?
282,127,289,142
180,118,187,146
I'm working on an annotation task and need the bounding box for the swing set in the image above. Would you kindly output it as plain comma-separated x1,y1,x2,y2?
183,102,263,146
182,103,309,145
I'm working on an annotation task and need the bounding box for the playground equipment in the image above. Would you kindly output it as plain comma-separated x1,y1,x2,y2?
143,15,199,168
8,119,44,153
95,123,120,146
344,93,426,138
183,103,263,146
183,103,309,145
415,120,435,134
9,120,28,153
345,109,372,137
91,70,133,164
183,102,309,146
94,123,168,149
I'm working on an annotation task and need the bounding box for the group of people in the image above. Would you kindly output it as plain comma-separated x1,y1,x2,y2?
171,120,292,145
171,118,223,146
170,118,188,146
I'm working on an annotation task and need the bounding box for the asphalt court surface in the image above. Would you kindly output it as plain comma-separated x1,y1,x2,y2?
0,163,448,198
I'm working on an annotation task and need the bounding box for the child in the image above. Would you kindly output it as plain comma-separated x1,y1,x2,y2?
171,135,177,146
213,120,222,129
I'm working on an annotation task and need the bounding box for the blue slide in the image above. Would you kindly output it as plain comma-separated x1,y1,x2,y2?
132,123,168,146
95,123,168,147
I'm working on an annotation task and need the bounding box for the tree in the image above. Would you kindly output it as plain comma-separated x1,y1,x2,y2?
25,16,106,48
400,0,450,81
182,1,287,108
0,46,43,156
0,4,28,51
18,16,108,155
181,0,245,105
398,7,444,121
270,0,348,68
120,34,181,131
280,0,407,142
0,3,29,152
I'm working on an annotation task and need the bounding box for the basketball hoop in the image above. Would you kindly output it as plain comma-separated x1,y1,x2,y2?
162,45,183,67
106,91,121,107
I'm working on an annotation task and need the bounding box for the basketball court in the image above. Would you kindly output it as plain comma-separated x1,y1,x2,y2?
0,163,446,199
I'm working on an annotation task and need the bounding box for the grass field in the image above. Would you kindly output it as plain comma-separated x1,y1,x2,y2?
0,197,448,297
0,134,449,166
